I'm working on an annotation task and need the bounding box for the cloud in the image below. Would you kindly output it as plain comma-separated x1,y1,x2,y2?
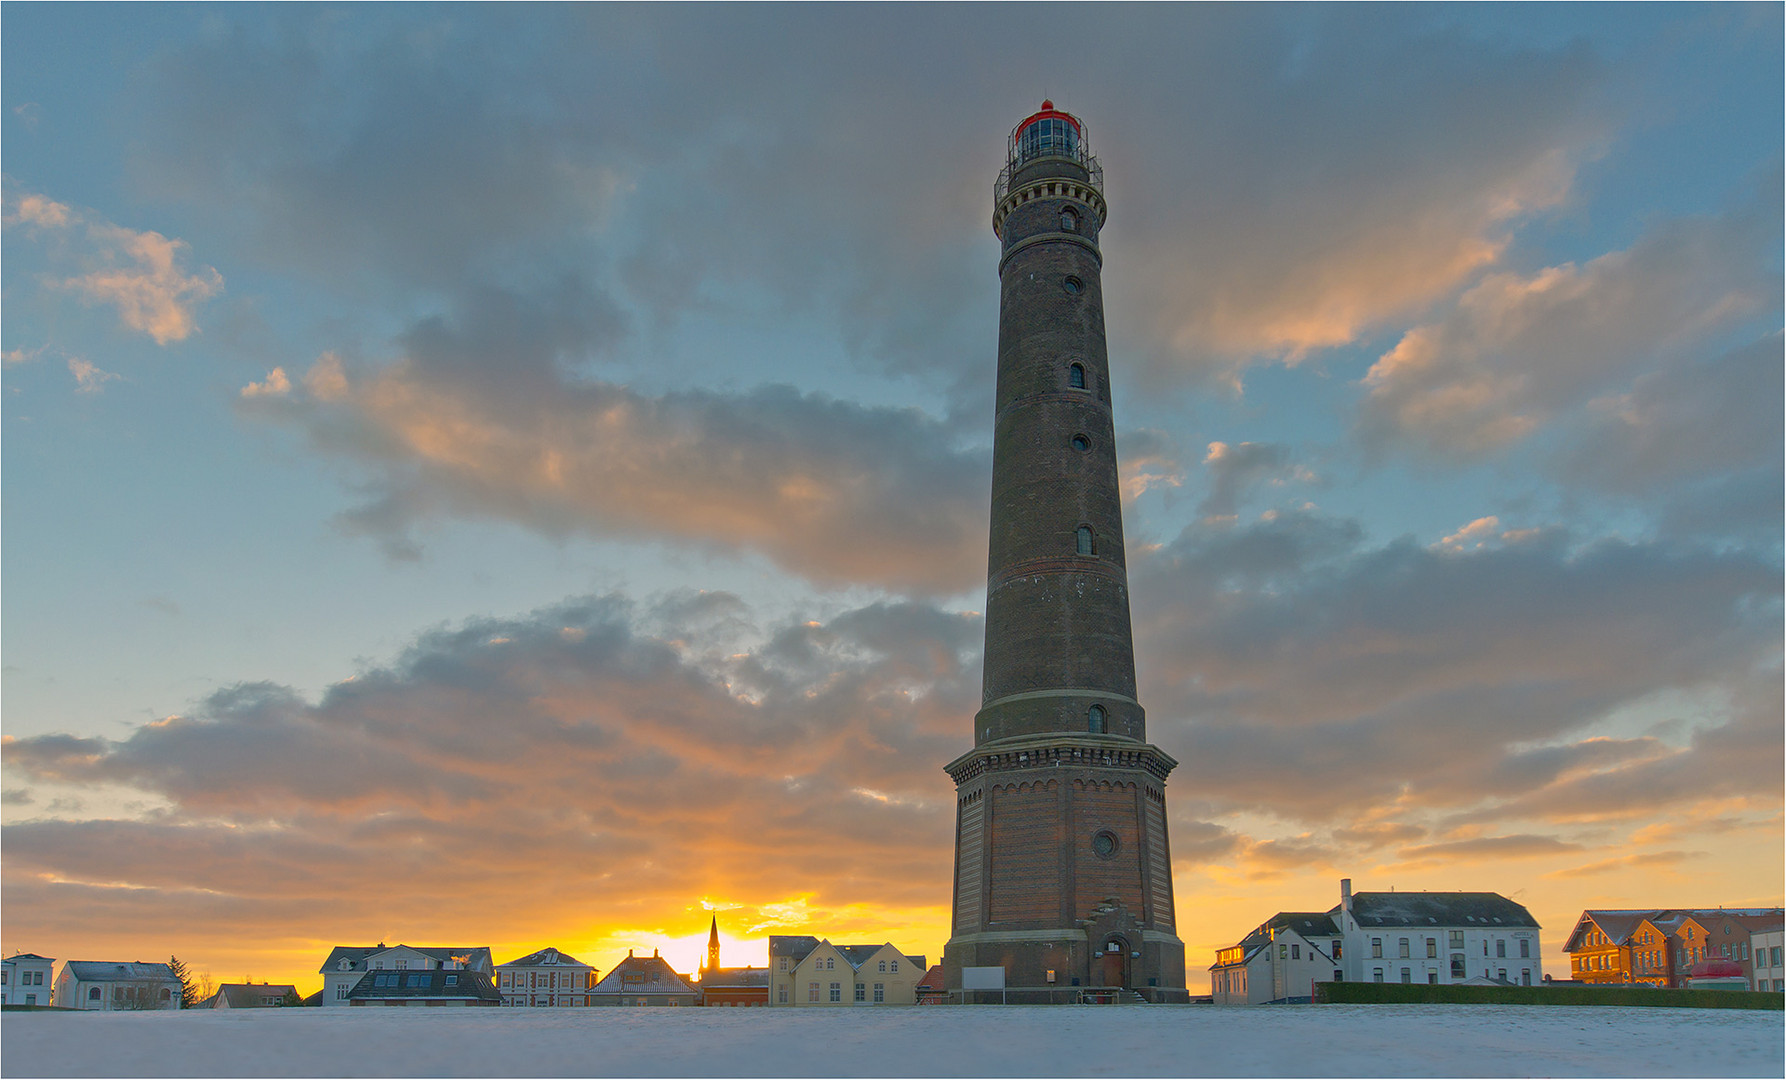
4,185,223,345
241,296,990,592
1542,849,1702,880
1199,441,1312,521
66,356,122,394
1,593,982,954
1128,508,1782,826
1359,184,1781,460
1437,516,1500,552
239,367,291,398
1397,834,1584,864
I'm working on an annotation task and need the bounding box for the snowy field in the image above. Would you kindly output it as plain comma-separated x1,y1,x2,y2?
4,1003,1782,1078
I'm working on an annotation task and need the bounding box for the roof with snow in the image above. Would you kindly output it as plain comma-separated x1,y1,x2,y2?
497,947,593,969
1340,892,1538,929
61,962,178,983
588,954,697,997
699,966,768,988
319,945,493,974
211,983,299,1008
346,969,500,1004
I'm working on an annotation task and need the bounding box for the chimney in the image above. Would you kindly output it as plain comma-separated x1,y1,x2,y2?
1340,878,1353,914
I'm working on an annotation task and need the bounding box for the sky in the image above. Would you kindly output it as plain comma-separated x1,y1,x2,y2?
2,4,1780,997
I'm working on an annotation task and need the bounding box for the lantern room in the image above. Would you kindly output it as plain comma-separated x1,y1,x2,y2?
1012,100,1082,167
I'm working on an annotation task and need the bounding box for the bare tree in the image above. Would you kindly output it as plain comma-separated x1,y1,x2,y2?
193,971,217,1008
114,980,175,1010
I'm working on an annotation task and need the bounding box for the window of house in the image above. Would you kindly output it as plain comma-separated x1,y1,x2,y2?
1076,526,1095,556
808,983,819,1002
1521,970,1531,986
1496,940,1506,958
874,983,885,1003
891,961,899,973
825,958,834,970
1450,955,1466,978
336,985,349,999
1372,969,1383,983
1400,969,1411,984
1519,939,1530,958
829,983,842,1002
1427,939,1437,958
778,988,788,1003
1428,972,1438,985
1069,363,1086,389
878,961,886,973
1291,944,1300,960
855,984,866,1002
446,975,458,986
396,960,407,970
1371,938,1382,958
1279,944,1287,960
1449,931,1464,949
1498,969,1507,982
1332,942,1342,959
779,958,788,971
1398,939,1409,958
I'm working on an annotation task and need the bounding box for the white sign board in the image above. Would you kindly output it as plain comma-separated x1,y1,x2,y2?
961,966,1006,990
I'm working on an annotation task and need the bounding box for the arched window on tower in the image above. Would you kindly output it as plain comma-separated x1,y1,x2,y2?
1076,526,1095,556
1061,208,1079,232
1089,705,1106,734
1069,363,1086,389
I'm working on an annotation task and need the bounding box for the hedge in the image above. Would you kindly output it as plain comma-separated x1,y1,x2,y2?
1313,981,1783,1010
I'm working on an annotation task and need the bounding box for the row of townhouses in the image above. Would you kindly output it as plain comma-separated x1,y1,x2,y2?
1563,908,1785,990
3,920,937,1010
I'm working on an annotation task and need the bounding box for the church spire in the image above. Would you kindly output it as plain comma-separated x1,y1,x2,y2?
705,915,721,973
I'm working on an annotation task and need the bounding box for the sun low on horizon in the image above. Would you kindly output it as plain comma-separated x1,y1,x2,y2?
2,5,1780,1002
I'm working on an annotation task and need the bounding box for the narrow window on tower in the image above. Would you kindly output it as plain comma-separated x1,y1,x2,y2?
1069,363,1086,389
1076,526,1095,556
1061,208,1078,232
1088,705,1106,733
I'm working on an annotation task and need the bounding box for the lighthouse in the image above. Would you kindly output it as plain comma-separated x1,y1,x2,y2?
942,102,1187,1002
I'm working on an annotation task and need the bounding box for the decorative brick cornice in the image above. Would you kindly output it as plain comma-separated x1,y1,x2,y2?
945,735,1177,785
989,556,1127,591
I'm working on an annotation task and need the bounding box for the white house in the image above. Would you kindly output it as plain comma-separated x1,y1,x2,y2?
54,961,183,1010
494,947,598,1007
1211,914,1342,1005
1333,879,1543,987
1,953,56,1007
317,944,493,1006
1752,926,1783,992
1213,880,1544,1003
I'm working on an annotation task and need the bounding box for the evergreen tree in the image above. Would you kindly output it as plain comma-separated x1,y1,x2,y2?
168,955,198,1009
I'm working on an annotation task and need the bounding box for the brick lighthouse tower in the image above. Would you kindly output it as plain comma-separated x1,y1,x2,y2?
942,102,1187,1002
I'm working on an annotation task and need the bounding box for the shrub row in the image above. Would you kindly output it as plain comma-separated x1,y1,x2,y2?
1313,981,1783,1010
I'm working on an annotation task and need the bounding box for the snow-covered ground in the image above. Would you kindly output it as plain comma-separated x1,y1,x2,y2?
4,1003,1782,1078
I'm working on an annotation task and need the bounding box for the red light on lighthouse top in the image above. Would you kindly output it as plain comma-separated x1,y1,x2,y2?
1008,99,1088,171
1016,99,1083,138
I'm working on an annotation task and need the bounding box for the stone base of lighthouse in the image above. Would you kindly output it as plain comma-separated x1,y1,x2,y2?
941,735,1189,1003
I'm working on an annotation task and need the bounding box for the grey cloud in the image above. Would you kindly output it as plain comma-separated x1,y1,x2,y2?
1397,834,1584,862
1129,511,1780,823
1198,441,1298,520
1544,849,1702,880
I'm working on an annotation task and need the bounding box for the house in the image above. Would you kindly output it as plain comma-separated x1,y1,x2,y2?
1751,924,1783,992
2,953,56,1007
205,983,301,1009
494,947,598,1007
586,950,699,1006
317,944,494,1006
698,967,768,1006
1562,909,1783,988
1210,912,1341,1005
1213,880,1543,1003
346,968,500,1006
914,963,947,1005
54,961,183,1010
765,936,927,1006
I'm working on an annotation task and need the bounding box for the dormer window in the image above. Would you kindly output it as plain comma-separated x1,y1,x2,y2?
338,959,352,971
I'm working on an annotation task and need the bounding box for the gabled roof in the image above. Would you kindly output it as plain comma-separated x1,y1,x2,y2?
699,967,768,988
915,964,945,991
1568,910,1655,949
588,954,697,997
213,983,298,1008
837,945,887,969
3,954,54,962
1342,892,1539,930
1215,912,1340,962
61,961,178,983
347,969,500,1003
497,947,592,969
768,936,822,963
319,945,492,974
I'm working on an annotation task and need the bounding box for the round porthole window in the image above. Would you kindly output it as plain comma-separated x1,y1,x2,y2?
1063,275,1083,295
1071,434,1090,452
1092,830,1119,859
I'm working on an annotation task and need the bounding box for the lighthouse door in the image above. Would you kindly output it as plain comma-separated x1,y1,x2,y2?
1100,940,1128,987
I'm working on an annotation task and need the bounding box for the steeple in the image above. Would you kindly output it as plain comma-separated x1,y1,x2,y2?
705,915,721,974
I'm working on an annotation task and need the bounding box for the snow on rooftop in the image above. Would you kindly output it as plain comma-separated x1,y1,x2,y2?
4,1002,1781,1077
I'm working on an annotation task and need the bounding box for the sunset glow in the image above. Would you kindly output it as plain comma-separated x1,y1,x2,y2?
2,6,1779,1001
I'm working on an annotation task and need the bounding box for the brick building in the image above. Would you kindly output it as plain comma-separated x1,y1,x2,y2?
1564,909,1783,988
494,947,597,1007
942,100,1186,1004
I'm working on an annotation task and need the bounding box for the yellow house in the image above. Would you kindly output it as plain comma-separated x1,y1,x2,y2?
766,936,926,1006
